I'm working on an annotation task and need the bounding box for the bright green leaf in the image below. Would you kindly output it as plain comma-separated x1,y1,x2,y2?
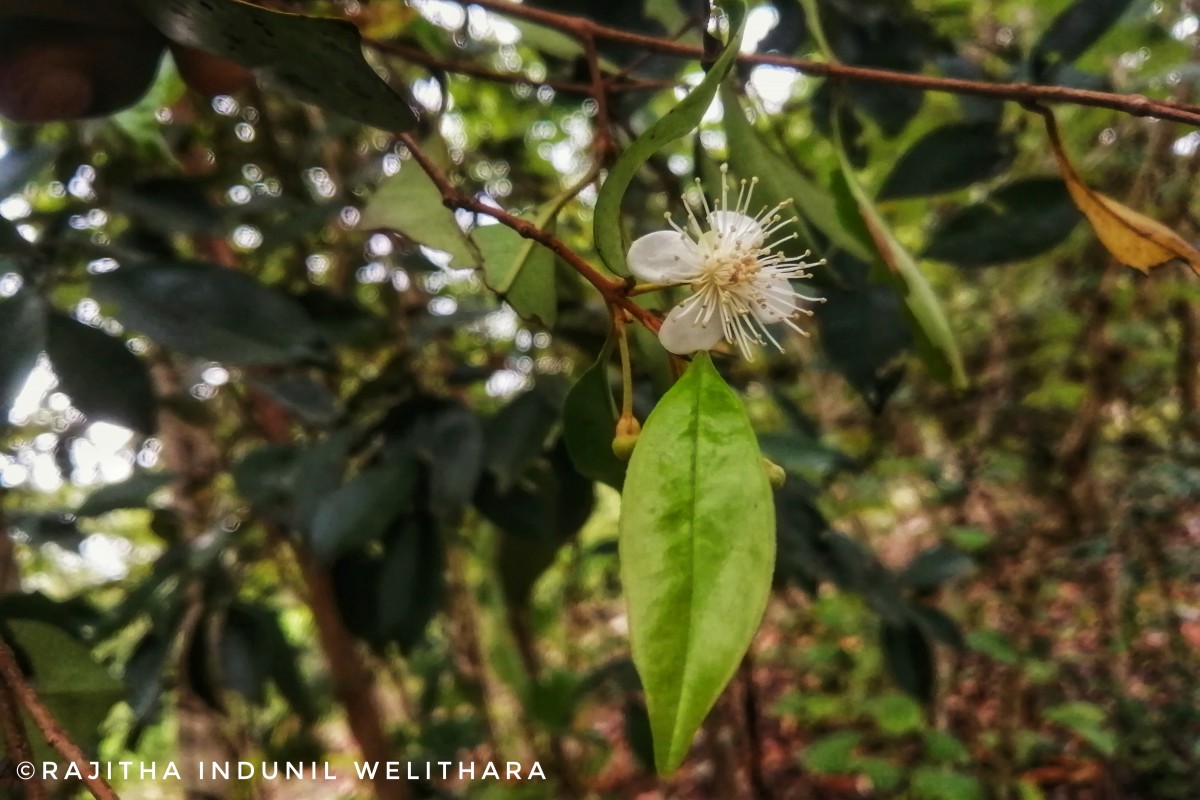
912,767,985,800
1044,701,1116,756
720,83,875,264
3,620,124,760
619,353,774,773
361,162,480,268
474,222,557,327
924,730,971,764
869,691,926,735
801,730,862,774
967,628,1020,665
594,0,747,276
854,756,905,792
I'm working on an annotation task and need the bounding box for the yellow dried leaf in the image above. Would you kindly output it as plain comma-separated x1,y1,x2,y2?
1037,106,1200,276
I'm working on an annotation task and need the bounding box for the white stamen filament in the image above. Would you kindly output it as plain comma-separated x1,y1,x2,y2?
627,164,827,358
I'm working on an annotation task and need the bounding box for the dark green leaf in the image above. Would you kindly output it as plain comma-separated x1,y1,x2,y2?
922,178,1082,267
477,442,594,543
483,384,562,491
832,132,966,388
331,554,382,643
415,403,484,522
0,145,55,198
881,620,936,703
0,592,101,641
879,123,1015,200
255,608,317,721
1033,0,1135,67
110,178,224,236
294,289,387,347
0,218,33,262
492,444,594,602
908,604,965,650
376,515,444,652
562,349,626,489
816,256,909,411
773,480,829,591
0,289,45,415
218,609,266,704
623,699,656,771
899,545,973,592
310,461,416,562
291,429,357,533
46,312,157,433
252,374,340,427
232,443,300,521
620,353,774,773
92,262,326,365
135,0,417,131
122,632,170,739
76,471,173,517
758,431,849,481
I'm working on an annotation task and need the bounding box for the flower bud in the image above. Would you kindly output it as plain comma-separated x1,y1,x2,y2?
612,415,641,460
763,458,786,489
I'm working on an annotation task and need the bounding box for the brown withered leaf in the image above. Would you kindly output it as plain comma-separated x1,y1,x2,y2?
1035,106,1200,277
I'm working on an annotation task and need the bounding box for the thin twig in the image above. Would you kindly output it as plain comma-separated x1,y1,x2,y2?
457,0,1200,127
0,635,119,800
394,133,662,332
582,34,615,164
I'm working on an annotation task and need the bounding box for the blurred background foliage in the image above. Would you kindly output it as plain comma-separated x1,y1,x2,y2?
0,0,1199,797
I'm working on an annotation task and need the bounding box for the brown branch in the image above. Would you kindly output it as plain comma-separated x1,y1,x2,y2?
0,676,47,800
0,635,119,800
739,653,771,800
394,133,662,333
289,543,407,800
367,40,596,95
456,0,1200,127
1174,296,1199,435
248,391,405,800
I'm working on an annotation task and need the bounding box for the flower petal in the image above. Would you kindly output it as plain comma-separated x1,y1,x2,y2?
657,296,726,355
709,210,764,249
747,275,800,323
627,230,700,284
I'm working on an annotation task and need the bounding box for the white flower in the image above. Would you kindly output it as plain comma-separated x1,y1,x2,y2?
627,167,824,358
